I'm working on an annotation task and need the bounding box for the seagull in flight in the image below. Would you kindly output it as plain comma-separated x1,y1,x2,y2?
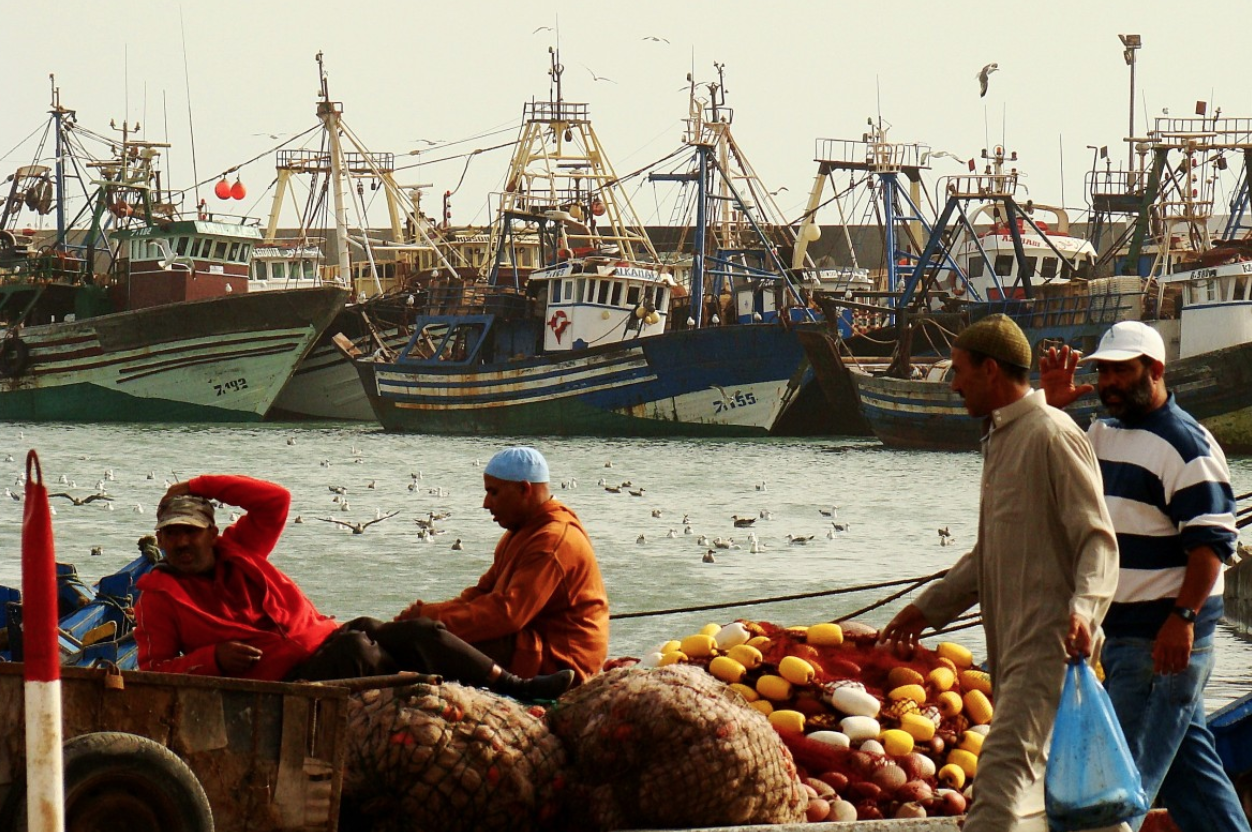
584,66,617,84
49,492,113,506
642,35,669,43
315,510,399,535
977,63,999,97
533,25,554,34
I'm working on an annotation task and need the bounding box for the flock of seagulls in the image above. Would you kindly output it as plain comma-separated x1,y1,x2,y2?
3,441,965,576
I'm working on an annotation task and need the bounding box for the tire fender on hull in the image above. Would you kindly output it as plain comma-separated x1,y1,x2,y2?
0,338,30,378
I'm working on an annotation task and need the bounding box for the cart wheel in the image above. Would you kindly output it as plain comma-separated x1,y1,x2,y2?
10,731,214,832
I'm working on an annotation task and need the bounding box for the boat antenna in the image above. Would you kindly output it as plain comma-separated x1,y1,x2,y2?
548,45,563,105
1058,133,1065,208
875,76,882,130
179,8,202,206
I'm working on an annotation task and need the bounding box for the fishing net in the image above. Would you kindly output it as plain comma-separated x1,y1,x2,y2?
341,682,566,832
546,664,808,830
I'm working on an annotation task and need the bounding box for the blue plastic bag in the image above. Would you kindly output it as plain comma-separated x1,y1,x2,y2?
1045,657,1150,831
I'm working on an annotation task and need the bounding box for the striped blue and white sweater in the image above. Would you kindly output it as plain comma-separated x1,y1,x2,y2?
1088,394,1236,639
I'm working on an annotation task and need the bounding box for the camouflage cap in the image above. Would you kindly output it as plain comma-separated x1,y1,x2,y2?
953,314,1033,370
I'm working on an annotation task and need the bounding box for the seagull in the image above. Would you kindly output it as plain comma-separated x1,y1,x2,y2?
451,538,464,550
697,534,710,546
759,509,773,520
90,546,103,557
585,66,617,84
293,515,304,524
637,533,647,544
367,480,376,490
768,187,789,196
750,538,766,554
411,138,442,146
666,528,678,538
831,522,850,533
532,25,554,33
702,550,716,563
787,534,814,545
977,62,999,97
104,469,115,481
684,525,693,535
329,485,348,495
315,511,399,535
5,488,22,502
286,437,296,446
642,35,670,43
819,506,839,518
713,536,737,550
651,509,663,518
132,504,144,514
731,515,756,528
682,513,690,525
629,487,646,497
939,526,954,546
48,492,113,506
604,485,622,494
922,150,967,166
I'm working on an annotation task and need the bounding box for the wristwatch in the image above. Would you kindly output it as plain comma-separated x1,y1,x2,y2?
1171,605,1197,623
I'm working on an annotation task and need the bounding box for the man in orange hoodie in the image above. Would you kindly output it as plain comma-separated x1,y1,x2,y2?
134,474,574,700
397,447,609,683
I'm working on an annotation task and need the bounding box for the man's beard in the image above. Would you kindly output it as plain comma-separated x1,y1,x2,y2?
1100,370,1154,420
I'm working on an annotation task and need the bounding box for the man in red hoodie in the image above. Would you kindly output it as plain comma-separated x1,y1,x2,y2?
134,474,573,699
397,447,609,683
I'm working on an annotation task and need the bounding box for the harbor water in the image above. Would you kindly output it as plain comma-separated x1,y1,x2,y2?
2,421,1249,711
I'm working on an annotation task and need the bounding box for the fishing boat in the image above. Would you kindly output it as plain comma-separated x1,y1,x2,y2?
348,54,817,437
0,84,348,422
849,114,1252,452
260,55,475,421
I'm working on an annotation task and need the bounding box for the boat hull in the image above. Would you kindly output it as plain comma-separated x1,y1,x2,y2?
354,324,811,437
0,287,349,422
851,340,1252,453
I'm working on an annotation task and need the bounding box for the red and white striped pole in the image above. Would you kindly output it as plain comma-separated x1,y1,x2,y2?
22,450,64,832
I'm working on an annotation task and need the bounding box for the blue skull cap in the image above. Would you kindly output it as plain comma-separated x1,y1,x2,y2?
483,447,550,483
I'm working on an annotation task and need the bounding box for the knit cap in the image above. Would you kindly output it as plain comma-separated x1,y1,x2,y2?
953,314,1033,370
483,447,550,483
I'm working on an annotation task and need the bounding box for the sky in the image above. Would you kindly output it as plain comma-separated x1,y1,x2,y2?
4,0,1251,235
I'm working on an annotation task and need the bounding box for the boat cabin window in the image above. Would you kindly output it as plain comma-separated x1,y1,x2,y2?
213,240,228,260
626,285,641,306
657,287,669,309
994,254,1015,277
1039,256,1058,280
610,282,623,306
1022,256,1037,279
1235,274,1250,302
597,281,611,305
576,278,586,303
967,258,986,279
228,243,240,262
563,280,573,301
253,262,268,280
436,323,484,362
176,237,190,255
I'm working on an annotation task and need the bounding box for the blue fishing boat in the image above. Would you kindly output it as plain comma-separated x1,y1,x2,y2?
2,538,157,669
348,55,818,437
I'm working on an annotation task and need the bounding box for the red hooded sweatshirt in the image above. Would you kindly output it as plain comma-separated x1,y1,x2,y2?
134,475,338,680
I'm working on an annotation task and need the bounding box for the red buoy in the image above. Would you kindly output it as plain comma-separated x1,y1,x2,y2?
230,177,247,200
214,178,231,199
590,201,606,217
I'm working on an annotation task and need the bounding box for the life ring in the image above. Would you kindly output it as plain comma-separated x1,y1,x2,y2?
0,338,30,378
5,731,214,832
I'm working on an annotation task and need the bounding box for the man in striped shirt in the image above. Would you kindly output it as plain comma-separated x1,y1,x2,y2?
1043,321,1249,832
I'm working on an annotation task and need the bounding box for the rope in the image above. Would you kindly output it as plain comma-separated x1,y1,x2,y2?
610,569,949,620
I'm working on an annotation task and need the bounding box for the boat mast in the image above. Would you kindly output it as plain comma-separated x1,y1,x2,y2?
51,76,69,244
317,52,352,287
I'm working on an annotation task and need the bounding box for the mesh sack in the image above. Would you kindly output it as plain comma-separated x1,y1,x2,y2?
342,682,566,832
546,665,808,830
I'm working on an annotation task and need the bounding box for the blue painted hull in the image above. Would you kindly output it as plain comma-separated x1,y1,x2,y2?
355,324,815,437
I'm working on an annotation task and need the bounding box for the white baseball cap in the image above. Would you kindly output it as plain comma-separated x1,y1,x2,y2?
1081,321,1166,365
